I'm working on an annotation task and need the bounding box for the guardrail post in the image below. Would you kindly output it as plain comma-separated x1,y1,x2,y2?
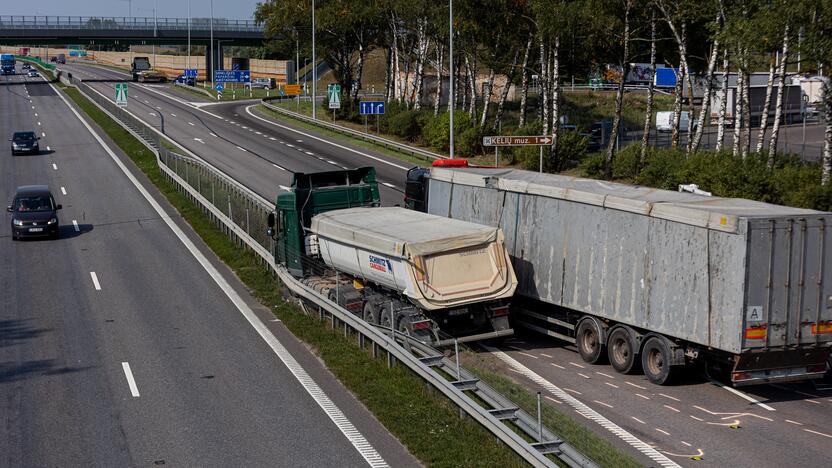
537,392,543,442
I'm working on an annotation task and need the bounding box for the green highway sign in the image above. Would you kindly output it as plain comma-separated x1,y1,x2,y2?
327,83,341,109
115,83,128,107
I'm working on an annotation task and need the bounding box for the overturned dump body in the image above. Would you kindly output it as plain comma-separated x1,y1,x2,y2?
426,167,832,384
310,207,517,311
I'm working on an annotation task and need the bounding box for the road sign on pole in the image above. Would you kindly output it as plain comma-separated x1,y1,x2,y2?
214,70,250,83
284,84,302,95
115,83,128,107
482,135,553,146
184,68,198,78
359,101,385,115
328,84,341,109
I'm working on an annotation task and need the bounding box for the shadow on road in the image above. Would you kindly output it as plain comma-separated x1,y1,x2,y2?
0,319,51,348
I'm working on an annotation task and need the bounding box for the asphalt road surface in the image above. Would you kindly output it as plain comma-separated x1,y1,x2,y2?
1,63,418,467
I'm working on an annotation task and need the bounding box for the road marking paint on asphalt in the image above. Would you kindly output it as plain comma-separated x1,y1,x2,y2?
794,390,821,399
382,182,397,189
32,105,35,109
46,146,51,151
121,362,140,397
53,81,389,467
660,393,681,402
72,220,79,232
241,125,248,129
38,121,41,125
144,100,149,103
194,138,205,144
713,380,776,411
188,121,195,126
236,146,247,152
210,132,218,137
605,382,619,389
663,405,681,413
544,395,562,405
804,399,822,405
539,352,553,358
327,160,337,164
706,419,740,427
272,164,286,171
681,441,692,447
578,373,591,379
269,137,277,140
593,400,613,408
804,429,832,439
255,131,262,134
34,113,37,116
61,187,66,195
551,363,565,370
229,120,235,124
785,419,804,426
246,105,412,171
690,415,704,422
156,106,162,110
569,362,585,369
483,346,681,467
170,113,177,117
631,416,646,424
41,132,45,137
635,393,650,400
279,185,292,192
149,112,157,117
90,272,101,290
296,139,303,142
594,371,615,379
306,151,315,155
286,143,294,147
655,428,670,436
564,388,582,395
52,163,57,170
626,381,647,390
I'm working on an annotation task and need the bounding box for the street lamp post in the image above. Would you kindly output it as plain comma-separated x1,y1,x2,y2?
312,0,317,120
187,0,191,72
448,0,454,159
210,0,214,87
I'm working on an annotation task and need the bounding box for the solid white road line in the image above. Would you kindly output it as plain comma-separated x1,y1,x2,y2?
713,380,776,411
61,187,67,195
245,105,411,171
90,272,101,290
485,346,681,468
52,163,57,170
52,80,388,467
272,164,286,171
236,146,247,152
121,362,140,397
72,220,79,232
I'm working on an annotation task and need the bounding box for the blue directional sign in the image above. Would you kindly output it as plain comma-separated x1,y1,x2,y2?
184,68,198,78
214,70,250,83
215,82,224,91
359,101,385,115
232,63,240,71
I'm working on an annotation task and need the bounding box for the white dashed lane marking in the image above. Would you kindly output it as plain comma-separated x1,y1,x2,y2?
90,272,101,290
60,187,66,195
121,362,140,397
52,163,57,170
72,220,79,232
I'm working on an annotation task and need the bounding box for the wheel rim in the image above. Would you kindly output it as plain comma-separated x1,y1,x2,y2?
647,347,664,376
612,337,630,366
580,328,597,355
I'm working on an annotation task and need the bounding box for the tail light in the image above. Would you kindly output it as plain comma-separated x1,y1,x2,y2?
491,305,510,317
744,326,767,340
412,320,432,331
732,371,752,382
811,322,832,334
807,364,828,374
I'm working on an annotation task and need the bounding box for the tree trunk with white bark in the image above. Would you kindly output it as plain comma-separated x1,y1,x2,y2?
742,67,751,158
768,25,790,161
822,78,832,186
518,33,533,128
640,11,657,165
733,63,744,157
715,51,729,152
493,48,519,130
606,2,631,177
465,53,477,117
756,55,776,154
539,38,549,136
690,32,720,155
550,36,561,168
433,44,444,116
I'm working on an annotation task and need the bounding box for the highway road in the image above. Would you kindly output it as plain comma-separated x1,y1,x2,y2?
57,61,832,468
58,62,410,208
0,63,418,467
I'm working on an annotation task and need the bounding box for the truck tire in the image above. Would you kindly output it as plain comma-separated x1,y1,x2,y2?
363,302,379,325
641,336,674,385
607,327,638,374
576,318,606,364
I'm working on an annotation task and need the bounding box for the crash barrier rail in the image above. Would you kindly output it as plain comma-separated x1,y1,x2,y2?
261,97,445,162
68,76,597,468
15,55,56,70
0,16,262,32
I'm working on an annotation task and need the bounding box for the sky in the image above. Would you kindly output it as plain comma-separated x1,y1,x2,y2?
0,0,262,20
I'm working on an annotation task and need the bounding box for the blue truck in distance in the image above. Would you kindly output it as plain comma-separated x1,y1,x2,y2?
1,54,15,75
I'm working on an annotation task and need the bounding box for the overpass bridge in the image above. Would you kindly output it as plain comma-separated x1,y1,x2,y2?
0,16,264,46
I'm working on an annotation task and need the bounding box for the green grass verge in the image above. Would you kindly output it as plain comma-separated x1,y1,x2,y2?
61,85,531,468
256,104,433,169
465,362,641,468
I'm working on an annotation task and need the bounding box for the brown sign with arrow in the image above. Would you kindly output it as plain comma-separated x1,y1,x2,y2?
482,135,553,146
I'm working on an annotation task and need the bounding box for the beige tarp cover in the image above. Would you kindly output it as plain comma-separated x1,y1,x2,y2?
310,207,498,258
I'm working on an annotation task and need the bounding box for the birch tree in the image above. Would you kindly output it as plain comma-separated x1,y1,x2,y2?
767,24,790,159
714,51,729,152
606,0,634,176
640,10,657,165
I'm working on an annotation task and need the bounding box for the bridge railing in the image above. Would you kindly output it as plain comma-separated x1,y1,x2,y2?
0,16,262,32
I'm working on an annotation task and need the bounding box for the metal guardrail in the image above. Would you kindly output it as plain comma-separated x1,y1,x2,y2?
68,76,597,468
261,97,445,162
0,16,262,32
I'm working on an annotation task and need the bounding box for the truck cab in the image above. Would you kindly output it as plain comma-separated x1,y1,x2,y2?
131,57,151,82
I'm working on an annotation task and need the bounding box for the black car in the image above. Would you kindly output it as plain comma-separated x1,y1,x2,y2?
21,63,30,70
10,131,40,155
8,185,62,240
174,74,195,86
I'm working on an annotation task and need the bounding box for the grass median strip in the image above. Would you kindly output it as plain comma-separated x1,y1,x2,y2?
62,85,530,467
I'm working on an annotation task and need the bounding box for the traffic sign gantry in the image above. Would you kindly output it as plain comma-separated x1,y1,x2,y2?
115,83,128,107
482,135,553,146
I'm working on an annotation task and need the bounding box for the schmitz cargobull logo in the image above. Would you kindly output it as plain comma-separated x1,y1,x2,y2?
368,255,393,273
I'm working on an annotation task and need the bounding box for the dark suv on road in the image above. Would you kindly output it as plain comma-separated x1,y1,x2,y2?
8,185,62,240
10,131,40,155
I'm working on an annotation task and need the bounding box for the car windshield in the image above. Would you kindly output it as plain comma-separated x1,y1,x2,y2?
13,133,35,141
14,196,53,212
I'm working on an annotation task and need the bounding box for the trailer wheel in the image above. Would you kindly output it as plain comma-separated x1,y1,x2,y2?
363,302,379,325
641,336,674,385
607,327,638,374
576,319,606,364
